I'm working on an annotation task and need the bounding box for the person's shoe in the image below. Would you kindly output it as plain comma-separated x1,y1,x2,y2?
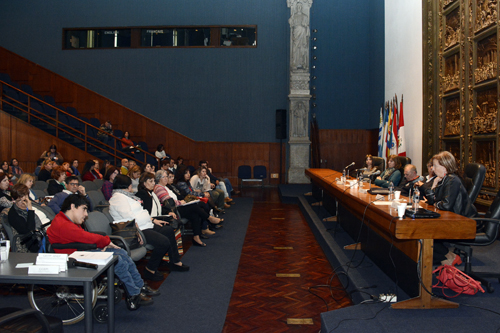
200,234,210,239
126,294,153,310
231,190,241,195
229,200,236,205
139,294,154,306
143,269,165,281
202,228,216,235
192,239,207,247
141,285,160,297
224,203,231,209
170,263,190,271
224,197,233,203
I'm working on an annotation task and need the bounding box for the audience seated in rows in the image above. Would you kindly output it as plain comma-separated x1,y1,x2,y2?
70,159,81,176
189,166,225,211
109,174,189,281
16,174,50,224
82,160,103,182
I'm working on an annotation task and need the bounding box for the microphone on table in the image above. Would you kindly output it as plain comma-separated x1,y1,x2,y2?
344,162,355,170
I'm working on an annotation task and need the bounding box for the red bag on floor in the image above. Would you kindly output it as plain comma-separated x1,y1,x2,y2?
432,265,485,298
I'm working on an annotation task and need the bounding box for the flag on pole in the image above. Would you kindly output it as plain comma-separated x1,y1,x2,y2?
378,105,384,157
398,95,406,156
390,96,398,156
381,102,388,158
386,101,393,158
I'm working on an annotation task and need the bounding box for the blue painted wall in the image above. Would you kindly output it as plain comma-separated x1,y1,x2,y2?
310,0,384,130
0,0,384,141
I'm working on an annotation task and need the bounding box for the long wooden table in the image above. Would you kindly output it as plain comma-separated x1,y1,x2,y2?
306,168,477,309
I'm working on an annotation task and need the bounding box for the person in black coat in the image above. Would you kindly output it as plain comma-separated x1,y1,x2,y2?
8,184,43,252
424,151,477,266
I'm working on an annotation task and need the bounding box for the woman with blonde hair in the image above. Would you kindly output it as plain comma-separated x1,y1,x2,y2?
127,165,142,193
374,155,402,188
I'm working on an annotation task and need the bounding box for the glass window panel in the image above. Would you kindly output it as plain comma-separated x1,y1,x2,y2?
141,29,174,47
95,29,131,48
64,30,89,49
220,27,256,46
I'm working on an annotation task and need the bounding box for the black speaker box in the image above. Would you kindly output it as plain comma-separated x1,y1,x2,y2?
276,109,287,139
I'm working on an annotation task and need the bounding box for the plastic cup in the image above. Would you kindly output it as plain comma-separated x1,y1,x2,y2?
397,203,407,218
394,191,401,200
0,240,10,262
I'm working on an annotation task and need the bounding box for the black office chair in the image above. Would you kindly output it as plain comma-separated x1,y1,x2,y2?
0,307,63,333
463,163,486,204
371,157,385,173
453,188,500,293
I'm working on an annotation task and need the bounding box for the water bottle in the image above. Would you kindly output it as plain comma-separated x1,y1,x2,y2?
358,174,363,188
413,186,420,212
388,182,394,200
342,169,346,183
0,230,6,262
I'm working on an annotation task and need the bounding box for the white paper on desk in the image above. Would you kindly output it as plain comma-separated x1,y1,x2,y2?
69,251,113,265
16,263,34,268
372,201,393,205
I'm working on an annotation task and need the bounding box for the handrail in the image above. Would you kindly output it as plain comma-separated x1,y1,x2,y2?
0,80,157,166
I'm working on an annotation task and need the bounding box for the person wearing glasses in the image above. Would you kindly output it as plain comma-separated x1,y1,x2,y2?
48,176,93,214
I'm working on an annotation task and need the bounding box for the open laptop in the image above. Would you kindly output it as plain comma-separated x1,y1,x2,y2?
405,208,441,219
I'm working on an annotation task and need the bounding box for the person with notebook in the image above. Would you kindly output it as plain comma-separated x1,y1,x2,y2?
423,151,477,266
47,194,158,310
395,164,423,197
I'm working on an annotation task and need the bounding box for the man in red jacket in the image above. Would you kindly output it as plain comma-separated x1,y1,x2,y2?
47,194,157,310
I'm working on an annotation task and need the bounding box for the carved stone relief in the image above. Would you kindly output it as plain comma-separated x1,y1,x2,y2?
475,34,497,83
288,0,312,71
443,0,457,9
475,0,497,33
473,88,497,134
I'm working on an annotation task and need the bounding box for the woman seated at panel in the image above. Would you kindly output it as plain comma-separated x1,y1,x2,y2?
109,174,189,281
0,172,13,210
189,166,225,212
82,160,101,182
154,169,222,247
415,158,436,199
360,154,379,180
374,154,402,188
7,184,43,253
47,166,67,195
423,151,477,266
127,165,141,194
101,166,119,201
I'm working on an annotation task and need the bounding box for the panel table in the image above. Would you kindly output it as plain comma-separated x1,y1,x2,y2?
306,168,476,309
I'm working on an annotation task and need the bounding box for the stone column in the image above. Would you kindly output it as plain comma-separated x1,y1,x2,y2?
287,0,312,183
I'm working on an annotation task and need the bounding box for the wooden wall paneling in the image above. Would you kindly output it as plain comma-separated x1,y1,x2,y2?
0,110,99,173
54,76,74,104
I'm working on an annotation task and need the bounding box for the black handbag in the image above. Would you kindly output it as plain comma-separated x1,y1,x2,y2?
109,220,140,250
